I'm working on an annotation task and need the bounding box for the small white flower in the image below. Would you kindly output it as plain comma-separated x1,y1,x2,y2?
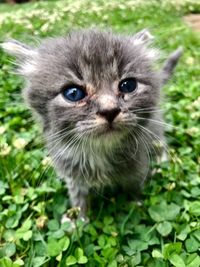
24,164,31,171
0,126,6,135
41,23,49,32
13,138,27,149
191,112,200,119
185,57,194,65
0,143,11,156
42,156,52,166
186,127,199,135
193,96,200,108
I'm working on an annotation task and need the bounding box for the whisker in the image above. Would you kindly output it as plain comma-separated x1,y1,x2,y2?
137,124,177,164
38,129,82,185
135,129,152,184
130,106,163,113
136,116,178,130
46,126,75,139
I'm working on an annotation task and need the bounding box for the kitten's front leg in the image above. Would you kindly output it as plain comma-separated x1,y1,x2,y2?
65,177,89,220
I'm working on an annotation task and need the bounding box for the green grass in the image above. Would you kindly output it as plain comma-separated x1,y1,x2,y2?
0,0,200,266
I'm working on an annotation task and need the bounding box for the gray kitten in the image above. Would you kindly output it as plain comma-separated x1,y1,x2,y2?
1,29,182,218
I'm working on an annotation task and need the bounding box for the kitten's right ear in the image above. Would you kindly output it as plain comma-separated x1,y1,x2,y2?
161,47,183,84
131,29,158,61
0,39,37,59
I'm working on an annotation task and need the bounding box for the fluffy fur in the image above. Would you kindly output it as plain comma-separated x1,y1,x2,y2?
1,29,182,217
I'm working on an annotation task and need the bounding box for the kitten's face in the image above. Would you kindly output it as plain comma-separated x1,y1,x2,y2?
2,29,162,146
20,30,161,145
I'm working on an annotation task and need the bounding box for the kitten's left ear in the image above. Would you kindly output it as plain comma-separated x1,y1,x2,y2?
0,39,37,59
132,29,154,45
1,39,38,76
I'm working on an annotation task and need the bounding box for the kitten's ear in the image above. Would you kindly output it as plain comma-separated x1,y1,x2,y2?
132,29,154,45
131,29,158,60
162,47,183,84
0,39,37,59
1,39,38,76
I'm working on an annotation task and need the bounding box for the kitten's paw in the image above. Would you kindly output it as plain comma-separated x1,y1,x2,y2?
61,207,90,226
61,214,75,226
61,213,89,227
80,215,90,224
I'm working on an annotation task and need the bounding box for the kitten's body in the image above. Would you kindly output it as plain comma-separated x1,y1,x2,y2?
1,29,182,218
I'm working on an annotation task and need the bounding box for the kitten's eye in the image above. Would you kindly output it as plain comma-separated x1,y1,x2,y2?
62,86,86,102
119,78,137,93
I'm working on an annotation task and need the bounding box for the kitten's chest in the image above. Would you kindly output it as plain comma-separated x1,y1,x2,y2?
67,145,141,187
55,143,119,186
75,148,116,187
50,138,148,188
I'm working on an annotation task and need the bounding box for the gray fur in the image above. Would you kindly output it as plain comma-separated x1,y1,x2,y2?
1,29,182,217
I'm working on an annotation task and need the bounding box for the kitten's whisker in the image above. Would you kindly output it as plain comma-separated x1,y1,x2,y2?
46,126,76,140
46,128,79,152
128,129,139,157
75,124,99,134
77,120,97,126
48,133,80,169
37,145,65,186
136,116,178,129
137,124,176,164
136,124,181,164
126,128,151,185
50,138,81,183
136,129,152,184
69,132,87,175
130,106,163,113
135,109,164,114
71,134,95,193
79,135,111,202
46,135,73,159
79,136,91,187
53,134,81,163
126,122,169,160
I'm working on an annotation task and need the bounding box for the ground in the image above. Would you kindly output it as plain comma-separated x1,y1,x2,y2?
0,0,200,267
184,14,200,32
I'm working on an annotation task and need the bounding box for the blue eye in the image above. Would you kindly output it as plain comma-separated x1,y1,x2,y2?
62,86,86,102
119,78,137,93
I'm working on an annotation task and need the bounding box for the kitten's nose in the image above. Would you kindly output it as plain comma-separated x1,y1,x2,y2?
97,108,121,123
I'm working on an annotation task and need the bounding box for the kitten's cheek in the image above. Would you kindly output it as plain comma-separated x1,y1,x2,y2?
115,112,137,126
123,93,133,102
114,112,124,122
115,112,133,122
95,116,107,126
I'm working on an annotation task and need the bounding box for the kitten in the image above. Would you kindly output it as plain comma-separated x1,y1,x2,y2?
1,29,182,218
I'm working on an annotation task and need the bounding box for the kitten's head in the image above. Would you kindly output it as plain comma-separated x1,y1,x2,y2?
1,29,182,147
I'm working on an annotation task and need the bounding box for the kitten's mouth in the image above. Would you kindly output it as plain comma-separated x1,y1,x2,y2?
97,123,123,136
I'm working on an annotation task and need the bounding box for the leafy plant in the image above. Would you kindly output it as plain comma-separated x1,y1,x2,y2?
0,0,199,266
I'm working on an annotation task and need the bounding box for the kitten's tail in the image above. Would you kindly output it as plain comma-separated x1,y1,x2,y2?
162,47,183,84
